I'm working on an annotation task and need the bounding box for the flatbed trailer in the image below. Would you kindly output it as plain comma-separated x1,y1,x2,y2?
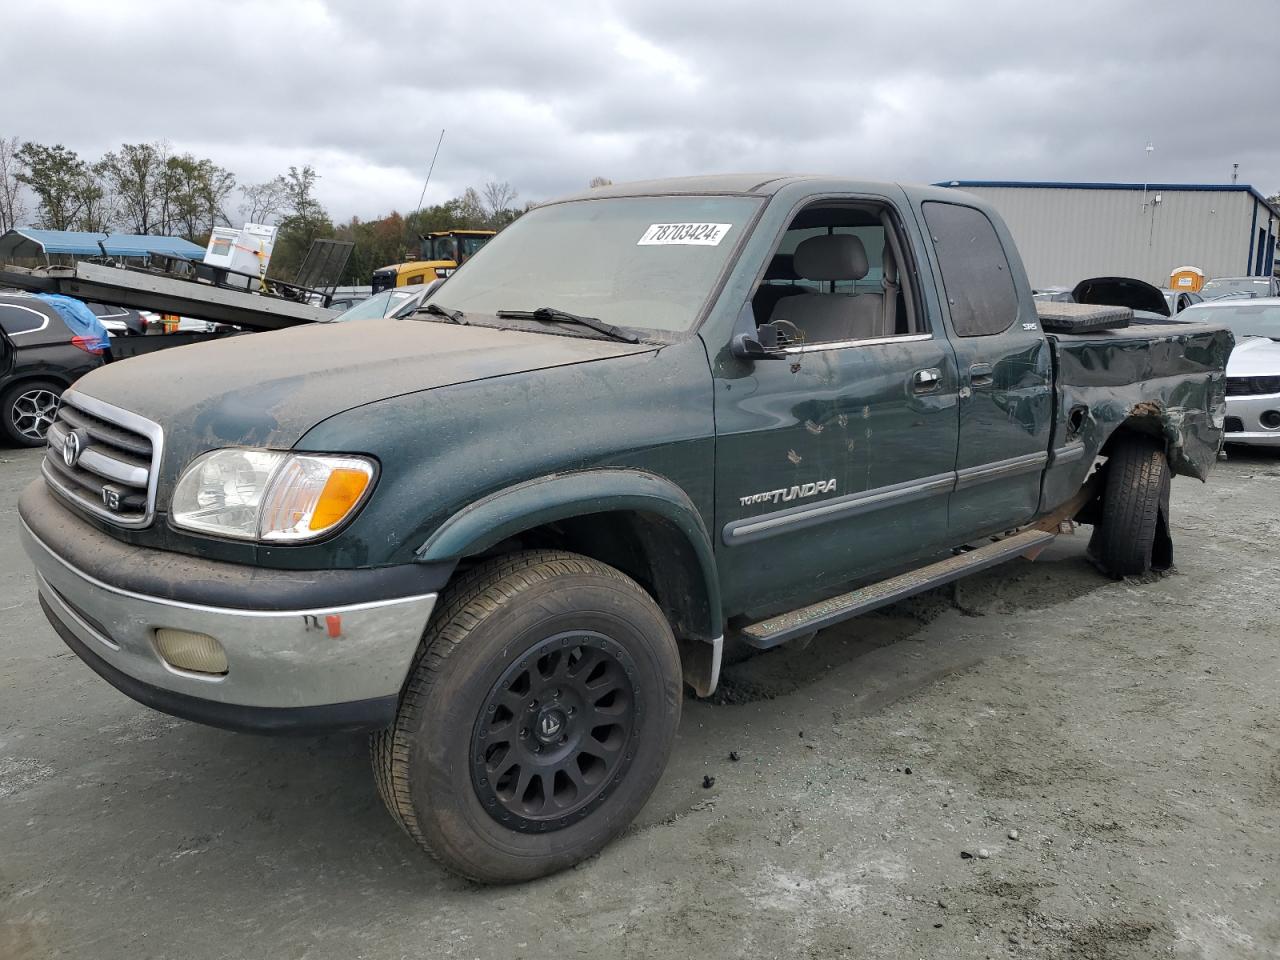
0,262,336,331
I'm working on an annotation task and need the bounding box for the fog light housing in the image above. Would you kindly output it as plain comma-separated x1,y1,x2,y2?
154,628,228,676
1260,410,1280,429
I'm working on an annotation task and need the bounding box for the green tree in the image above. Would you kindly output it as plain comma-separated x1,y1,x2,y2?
16,142,105,231
99,141,168,234
162,154,235,242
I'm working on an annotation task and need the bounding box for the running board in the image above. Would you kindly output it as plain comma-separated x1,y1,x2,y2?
738,529,1056,650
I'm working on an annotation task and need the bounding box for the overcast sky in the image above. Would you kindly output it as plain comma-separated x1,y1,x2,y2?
3,0,1277,222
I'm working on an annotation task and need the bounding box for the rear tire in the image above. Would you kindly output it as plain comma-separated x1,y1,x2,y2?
1,380,63,446
1088,436,1172,577
372,550,682,883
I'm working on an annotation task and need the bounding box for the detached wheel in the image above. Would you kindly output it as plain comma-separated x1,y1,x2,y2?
1089,435,1173,577
1,380,63,447
372,550,682,883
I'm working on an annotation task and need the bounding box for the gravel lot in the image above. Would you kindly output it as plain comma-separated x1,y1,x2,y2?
2,442,1277,960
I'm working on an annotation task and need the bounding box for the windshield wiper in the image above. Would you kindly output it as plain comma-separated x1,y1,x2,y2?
496,307,640,343
416,302,467,324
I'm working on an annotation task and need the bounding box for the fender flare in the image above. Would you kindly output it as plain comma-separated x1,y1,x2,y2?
415,468,723,640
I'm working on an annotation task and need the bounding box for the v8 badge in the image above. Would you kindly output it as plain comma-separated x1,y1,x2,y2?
101,484,124,512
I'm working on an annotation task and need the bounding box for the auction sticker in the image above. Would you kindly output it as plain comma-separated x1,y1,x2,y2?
637,223,732,246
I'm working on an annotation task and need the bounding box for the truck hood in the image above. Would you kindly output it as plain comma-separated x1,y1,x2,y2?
74,318,652,451
1225,335,1280,377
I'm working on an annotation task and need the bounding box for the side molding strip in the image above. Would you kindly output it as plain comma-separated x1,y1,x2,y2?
1050,442,1087,465
954,451,1048,491
723,471,955,546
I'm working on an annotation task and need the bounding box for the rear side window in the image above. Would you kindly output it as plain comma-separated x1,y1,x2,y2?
0,302,53,336
922,202,1019,337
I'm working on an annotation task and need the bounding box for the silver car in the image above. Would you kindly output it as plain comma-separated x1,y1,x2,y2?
1180,298,1280,447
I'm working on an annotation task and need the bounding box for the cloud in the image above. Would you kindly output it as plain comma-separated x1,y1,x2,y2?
2,0,1276,222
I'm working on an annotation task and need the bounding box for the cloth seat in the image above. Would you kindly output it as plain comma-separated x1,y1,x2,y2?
770,234,883,343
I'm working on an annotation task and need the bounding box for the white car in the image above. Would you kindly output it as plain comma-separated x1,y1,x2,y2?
1180,298,1280,447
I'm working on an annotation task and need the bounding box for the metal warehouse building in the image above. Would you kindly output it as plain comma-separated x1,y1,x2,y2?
940,180,1279,290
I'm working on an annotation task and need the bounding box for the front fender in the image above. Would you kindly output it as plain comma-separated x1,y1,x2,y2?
415,468,723,639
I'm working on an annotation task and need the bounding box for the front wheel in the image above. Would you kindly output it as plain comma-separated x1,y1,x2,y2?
372,550,682,883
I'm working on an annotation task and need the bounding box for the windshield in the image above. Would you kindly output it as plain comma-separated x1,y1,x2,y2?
331,288,422,322
425,236,459,262
1202,278,1272,299
1184,302,1280,339
427,195,763,333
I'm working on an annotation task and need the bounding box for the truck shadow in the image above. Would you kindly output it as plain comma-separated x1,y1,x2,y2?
714,535,1106,705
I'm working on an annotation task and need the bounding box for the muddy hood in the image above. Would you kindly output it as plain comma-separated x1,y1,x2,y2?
73,318,650,453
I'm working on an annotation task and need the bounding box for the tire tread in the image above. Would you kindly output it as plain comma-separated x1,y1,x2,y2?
371,549,663,866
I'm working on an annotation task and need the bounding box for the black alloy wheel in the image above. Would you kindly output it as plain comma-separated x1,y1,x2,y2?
471,630,640,833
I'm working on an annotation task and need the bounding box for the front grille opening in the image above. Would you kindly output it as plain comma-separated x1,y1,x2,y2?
1226,376,1280,397
42,393,161,528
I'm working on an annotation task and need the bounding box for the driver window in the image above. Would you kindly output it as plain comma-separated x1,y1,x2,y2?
751,202,921,346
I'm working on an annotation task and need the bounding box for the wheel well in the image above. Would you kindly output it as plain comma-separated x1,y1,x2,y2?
1098,416,1168,461
460,510,715,643
2,374,71,397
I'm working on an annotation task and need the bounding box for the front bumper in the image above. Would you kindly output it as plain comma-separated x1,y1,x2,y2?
1225,393,1280,447
19,483,441,734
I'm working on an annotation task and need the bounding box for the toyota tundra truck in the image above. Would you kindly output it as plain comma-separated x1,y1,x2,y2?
18,175,1231,882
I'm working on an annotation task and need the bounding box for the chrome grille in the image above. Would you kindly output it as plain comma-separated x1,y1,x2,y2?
43,391,163,528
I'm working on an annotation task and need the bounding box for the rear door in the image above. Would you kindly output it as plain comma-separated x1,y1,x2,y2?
918,201,1053,542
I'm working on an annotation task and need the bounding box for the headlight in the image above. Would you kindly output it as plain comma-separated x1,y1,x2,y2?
171,449,375,542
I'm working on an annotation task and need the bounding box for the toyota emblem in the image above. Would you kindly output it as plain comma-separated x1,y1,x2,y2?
62,429,84,467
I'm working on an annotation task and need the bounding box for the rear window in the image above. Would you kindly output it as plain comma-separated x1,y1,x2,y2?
922,202,1019,337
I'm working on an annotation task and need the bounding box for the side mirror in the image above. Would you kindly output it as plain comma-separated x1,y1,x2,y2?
731,321,789,361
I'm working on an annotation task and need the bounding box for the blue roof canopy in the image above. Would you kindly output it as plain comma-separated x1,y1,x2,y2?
0,228,207,261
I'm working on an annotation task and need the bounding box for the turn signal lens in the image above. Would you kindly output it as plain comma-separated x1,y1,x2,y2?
310,468,373,530
258,455,375,541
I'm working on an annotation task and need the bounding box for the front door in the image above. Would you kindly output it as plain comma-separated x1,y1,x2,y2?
711,200,960,618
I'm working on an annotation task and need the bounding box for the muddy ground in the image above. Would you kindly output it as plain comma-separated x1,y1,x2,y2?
1,443,1277,960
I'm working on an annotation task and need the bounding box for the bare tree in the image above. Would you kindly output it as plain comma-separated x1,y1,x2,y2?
481,180,519,221
588,176,613,188
239,174,290,225
0,136,27,232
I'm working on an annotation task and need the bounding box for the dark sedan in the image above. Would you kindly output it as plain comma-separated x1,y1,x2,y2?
0,293,107,445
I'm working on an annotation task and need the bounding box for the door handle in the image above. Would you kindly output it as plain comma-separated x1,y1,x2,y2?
912,368,942,393
969,362,994,387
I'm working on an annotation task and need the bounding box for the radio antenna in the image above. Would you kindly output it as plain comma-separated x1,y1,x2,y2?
412,129,446,220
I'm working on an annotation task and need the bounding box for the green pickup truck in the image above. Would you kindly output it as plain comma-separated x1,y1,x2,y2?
19,175,1230,882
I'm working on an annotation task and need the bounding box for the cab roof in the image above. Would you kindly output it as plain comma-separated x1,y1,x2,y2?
549,174,967,207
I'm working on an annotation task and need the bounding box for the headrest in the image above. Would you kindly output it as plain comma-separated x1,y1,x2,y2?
793,234,869,282
882,244,898,285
